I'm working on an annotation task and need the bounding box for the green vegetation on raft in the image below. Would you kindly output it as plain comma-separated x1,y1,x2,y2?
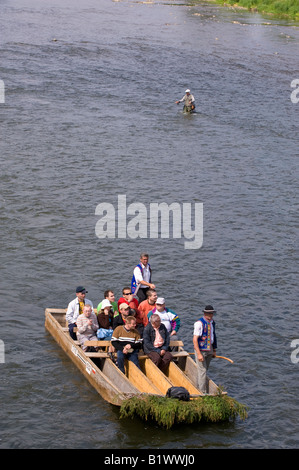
215,0,299,20
119,394,249,429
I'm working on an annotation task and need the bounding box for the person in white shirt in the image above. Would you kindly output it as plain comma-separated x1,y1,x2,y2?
66,286,94,339
131,253,155,302
193,305,217,394
147,297,180,340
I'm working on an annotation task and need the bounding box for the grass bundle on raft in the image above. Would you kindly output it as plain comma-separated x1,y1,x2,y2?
119,394,248,429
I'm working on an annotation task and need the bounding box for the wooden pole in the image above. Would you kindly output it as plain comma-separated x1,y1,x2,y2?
215,355,234,364
189,352,234,364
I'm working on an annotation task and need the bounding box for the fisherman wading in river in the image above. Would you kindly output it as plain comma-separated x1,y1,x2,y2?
175,89,195,113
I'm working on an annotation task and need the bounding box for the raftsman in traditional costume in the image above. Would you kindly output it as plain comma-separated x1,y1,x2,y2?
193,306,217,394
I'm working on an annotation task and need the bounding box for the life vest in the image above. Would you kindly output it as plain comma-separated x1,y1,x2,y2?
131,263,151,294
197,316,217,351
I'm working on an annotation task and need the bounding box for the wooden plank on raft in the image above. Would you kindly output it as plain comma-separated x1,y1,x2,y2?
138,357,173,395
169,340,184,348
171,351,189,357
125,360,162,395
84,340,111,349
84,352,110,358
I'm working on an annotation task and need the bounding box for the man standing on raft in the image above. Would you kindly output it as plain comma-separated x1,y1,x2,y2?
193,305,217,394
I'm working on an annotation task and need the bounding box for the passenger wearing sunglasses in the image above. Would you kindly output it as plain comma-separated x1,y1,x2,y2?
117,287,139,312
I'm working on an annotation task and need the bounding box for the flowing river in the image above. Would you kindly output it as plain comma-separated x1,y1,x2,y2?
0,0,298,450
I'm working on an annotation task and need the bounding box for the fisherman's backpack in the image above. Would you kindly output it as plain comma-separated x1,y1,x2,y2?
166,386,190,401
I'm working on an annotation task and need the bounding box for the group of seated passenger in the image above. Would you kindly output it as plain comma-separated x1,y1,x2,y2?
66,285,181,374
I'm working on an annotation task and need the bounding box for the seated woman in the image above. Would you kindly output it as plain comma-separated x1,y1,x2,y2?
97,299,114,340
76,304,99,352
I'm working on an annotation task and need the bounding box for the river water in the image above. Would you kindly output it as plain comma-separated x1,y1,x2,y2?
0,0,298,450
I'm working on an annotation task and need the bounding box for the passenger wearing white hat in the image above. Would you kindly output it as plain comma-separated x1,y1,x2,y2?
97,299,114,330
147,297,180,340
175,88,195,113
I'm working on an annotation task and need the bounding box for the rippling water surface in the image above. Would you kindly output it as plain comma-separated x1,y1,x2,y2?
1,0,298,449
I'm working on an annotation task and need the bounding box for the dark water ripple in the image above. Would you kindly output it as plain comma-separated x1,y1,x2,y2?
1,0,299,449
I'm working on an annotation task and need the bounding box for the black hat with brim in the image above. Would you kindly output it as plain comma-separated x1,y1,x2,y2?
203,305,216,314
